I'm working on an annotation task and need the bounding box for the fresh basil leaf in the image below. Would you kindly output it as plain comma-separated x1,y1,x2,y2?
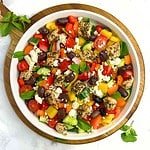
121,133,137,142
12,21,24,32
130,128,137,136
19,15,31,24
0,23,13,36
13,51,24,60
79,61,87,73
70,64,79,74
20,90,35,100
120,125,130,131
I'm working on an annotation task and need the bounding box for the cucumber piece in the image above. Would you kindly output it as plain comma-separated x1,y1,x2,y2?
39,116,47,123
77,88,90,100
63,115,78,126
82,41,93,51
118,59,125,67
112,91,122,100
64,124,74,130
28,37,39,46
37,67,50,75
13,51,24,60
20,90,35,100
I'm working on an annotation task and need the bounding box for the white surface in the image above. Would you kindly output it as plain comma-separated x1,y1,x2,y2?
0,0,150,149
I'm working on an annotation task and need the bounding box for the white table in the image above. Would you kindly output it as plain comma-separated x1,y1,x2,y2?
0,0,150,149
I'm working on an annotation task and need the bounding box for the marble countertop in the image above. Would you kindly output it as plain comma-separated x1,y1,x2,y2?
0,0,150,149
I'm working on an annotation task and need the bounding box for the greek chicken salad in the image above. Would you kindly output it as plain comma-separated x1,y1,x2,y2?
13,15,134,135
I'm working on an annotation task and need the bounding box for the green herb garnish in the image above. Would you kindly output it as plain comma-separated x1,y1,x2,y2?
13,51,24,60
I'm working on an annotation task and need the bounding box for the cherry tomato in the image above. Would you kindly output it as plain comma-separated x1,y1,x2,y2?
34,33,43,39
38,39,49,52
78,72,89,81
122,70,133,80
66,37,75,48
66,23,73,32
28,100,39,113
17,60,29,72
94,35,108,51
19,85,32,93
59,59,71,72
68,16,78,24
47,75,54,86
106,107,121,118
41,100,49,110
18,78,25,87
48,119,58,128
73,21,78,35
96,25,103,33
102,65,112,76
90,115,102,129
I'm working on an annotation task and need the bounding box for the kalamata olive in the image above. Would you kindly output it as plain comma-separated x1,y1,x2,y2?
60,43,66,49
99,50,108,62
56,17,68,26
57,108,66,121
118,64,133,75
58,93,69,103
67,51,76,59
99,108,106,116
25,76,36,85
64,72,75,82
37,86,45,97
118,86,128,98
90,35,97,41
92,95,103,103
39,26,49,35
38,52,47,61
88,76,98,86
91,110,100,118
125,64,133,70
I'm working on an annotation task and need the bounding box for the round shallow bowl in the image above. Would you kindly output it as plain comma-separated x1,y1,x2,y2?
5,4,145,144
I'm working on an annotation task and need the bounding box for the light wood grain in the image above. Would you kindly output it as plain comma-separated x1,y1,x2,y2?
2,3,145,144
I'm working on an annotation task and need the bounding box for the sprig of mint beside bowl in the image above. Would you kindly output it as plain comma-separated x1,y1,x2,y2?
0,12,31,36
120,121,137,142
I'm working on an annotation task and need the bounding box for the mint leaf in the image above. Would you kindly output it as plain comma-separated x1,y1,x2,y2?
120,125,130,131
0,23,13,36
121,133,137,142
12,21,24,32
130,128,137,136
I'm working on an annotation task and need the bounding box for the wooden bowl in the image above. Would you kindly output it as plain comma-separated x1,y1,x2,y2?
1,3,145,144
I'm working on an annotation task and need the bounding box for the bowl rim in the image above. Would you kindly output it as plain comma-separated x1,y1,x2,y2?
4,3,145,144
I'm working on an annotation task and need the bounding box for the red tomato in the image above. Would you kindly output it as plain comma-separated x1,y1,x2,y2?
34,33,43,39
38,39,49,52
96,25,103,33
78,72,89,81
73,21,78,35
28,100,39,113
122,70,133,80
102,65,112,76
17,60,29,72
68,16,78,24
90,115,102,129
59,59,71,72
107,107,121,118
94,35,108,51
41,100,49,110
66,23,73,32
47,75,54,85
66,37,75,48
66,23,76,38
19,85,32,93
18,78,25,87
48,119,58,128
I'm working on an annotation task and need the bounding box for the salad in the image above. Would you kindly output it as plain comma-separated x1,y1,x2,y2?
13,15,134,135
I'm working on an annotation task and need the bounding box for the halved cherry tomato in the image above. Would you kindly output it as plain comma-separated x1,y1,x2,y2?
48,119,58,128
122,70,133,80
90,115,102,129
106,107,121,118
34,33,43,39
66,23,76,38
66,36,75,48
66,23,73,32
73,21,78,35
59,59,71,72
17,60,29,72
38,39,49,52
96,25,103,33
102,65,112,76
28,100,39,113
18,78,25,87
68,16,78,24
41,100,49,110
90,62,100,72
47,75,54,86
78,72,89,81
94,35,108,51
19,85,32,93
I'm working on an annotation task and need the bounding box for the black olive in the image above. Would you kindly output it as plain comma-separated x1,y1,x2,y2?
57,108,66,121
67,51,76,59
37,86,45,97
125,64,133,70
60,43,66,49
39,26,49,35
118,86,128,98
99,50,108,62
38,52,47,61
25,76,36,85
99,108,106,116
64,72,75,82
92,95,103,103
58,93,69,103
56,17,68,26
91,110,100,118
88,76,98,86
118,64,133,75
90,35,97,41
